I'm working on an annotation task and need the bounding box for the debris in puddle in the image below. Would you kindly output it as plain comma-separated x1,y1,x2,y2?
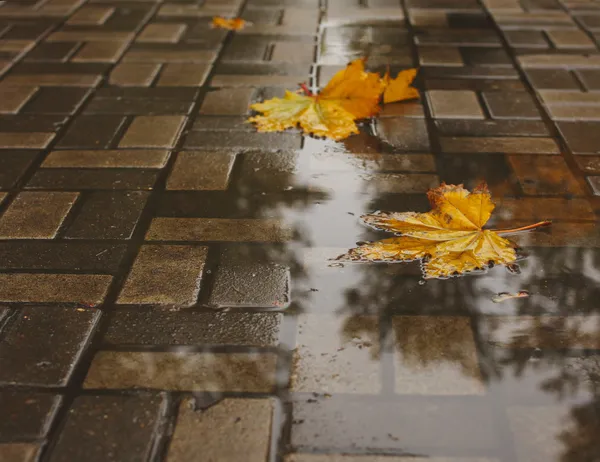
334,183,551,279
492,290,530,303
328,262,344,268
211,16,247,30
248,58,419,140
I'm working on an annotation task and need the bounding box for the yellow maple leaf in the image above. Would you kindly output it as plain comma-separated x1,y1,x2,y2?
248,59,383,141
335,183,551,279
383,68,419,104
211,16,246,30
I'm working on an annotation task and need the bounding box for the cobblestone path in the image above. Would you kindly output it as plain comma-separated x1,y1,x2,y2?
1,0,600,461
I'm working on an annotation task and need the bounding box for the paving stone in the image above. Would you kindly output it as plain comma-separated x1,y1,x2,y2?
419,47,464,67
495,197,595,221
122,48,217,63
436,119,549,136
0,150,37,189
84,351,278,391
137,23,186,43
291,396,495,452
0,274,112,306
509,155,584,195
440,136,560,153
525,68,580,89
519,54,600,68
0,307,101,386
0,391,62,440
285,457,499,462
109,63,161,86
504,30,549,48
104,310,282,346
557,121,600,153
394,316,485,395
22,87,90,115
73,41,128,63
438,153,515,194
211,74,308,87
49,394,165,462
0,132,55,149
309,152,436,172
586,175,600,194
43,150,169,168
200,88,255,115
0,115,68,133
167,151,235,190
239,150,298,191
547,104,600,120
425,78,526,92
0,242,126,272
156,63,212,86
65,191,150,239
538,89,600,104
482,91,541,119
0,84,37,114
576,155,600,174
377,117,431,151
166,398,273,462
209,262,290,308
427,90,485,119
546,28,596,48
67,6,115,25
292,314,380,393
576,69,600,90
0,444,41,462
57,115,126,148
184,130,302,151
47,31,134,43
2,73,102,87
0,191,78,239
119,115,186,148
147,218,293,242
507,405,600,462
118,245,207,306
27,169,159,190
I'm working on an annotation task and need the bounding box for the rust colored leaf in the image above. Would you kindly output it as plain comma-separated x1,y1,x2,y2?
335,183,551,279
211,16,247,30
383,68,419,104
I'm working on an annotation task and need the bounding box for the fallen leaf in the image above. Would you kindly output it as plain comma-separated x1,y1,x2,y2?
211,16,246,30
248,58,383,140
492,291,530,303
383,68,419,104
335,183,551,279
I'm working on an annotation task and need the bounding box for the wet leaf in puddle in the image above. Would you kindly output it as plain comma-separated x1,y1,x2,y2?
211,16,247,30
382,68,419,104
248,59,384,141
335,183,551,279
492,290,529,303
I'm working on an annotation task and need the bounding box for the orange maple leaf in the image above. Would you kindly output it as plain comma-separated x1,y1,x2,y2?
383,68,419,104
335,183,551,279
211,16,246,30
248,59,383,140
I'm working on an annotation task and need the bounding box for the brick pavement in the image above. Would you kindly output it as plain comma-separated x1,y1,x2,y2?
1,0,600,461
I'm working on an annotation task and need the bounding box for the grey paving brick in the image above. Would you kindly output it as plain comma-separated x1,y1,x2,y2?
146,218,293,242
0,307,101,386
427,90,485,119
0,192,78,239
525,68,579,89
482,91,541,119
167,151,236,190
209,261,290,309
0,444,41,462
118,245,208,306
436,119,549,136
0,274,112,306
0,392,62,440
166,398,273,462
43,150,170,168
84,351,278,391
49,395,166,462
65,191,150,239
0,150,37,189
0,242,127,272
377,117,431,151
577,69,600,90
104,310,282,346
57,115,126,149
586,175,600,194
440,136,560,153
119,115,186,148
184,130,302,151
557,121,600,153
291,396,495,452
200,88,255,115
27,169,159,190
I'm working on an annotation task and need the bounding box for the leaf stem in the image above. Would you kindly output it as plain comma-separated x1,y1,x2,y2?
299,83,313,96
494,220,552,235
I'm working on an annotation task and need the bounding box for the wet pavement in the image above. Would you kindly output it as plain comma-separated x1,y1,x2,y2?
1,0,600,461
